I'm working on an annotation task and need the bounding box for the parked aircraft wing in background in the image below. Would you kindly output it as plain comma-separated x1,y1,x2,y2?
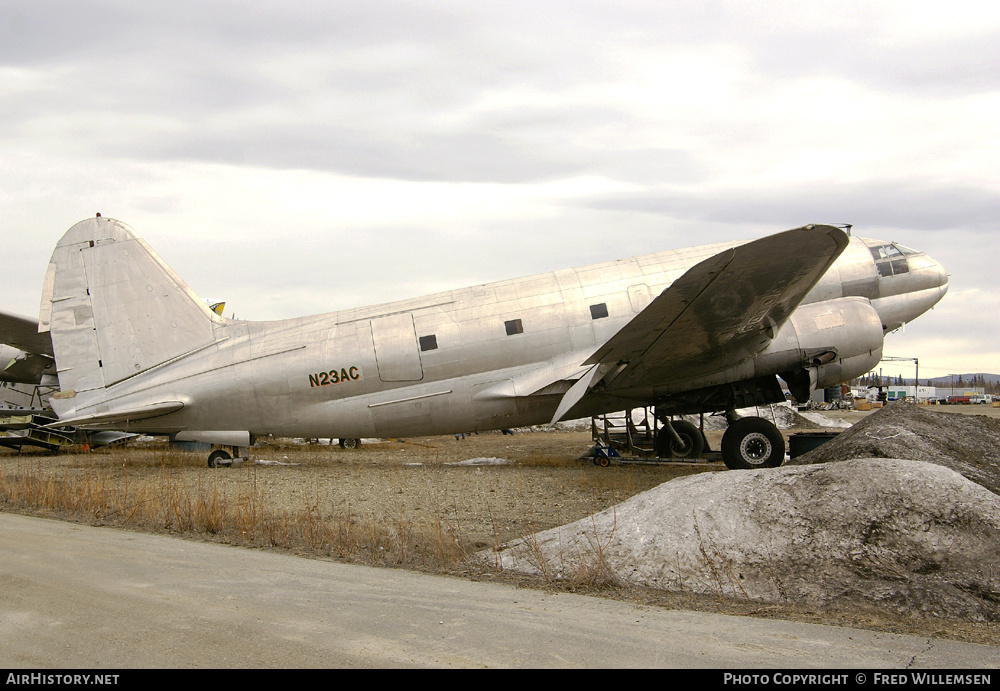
0,310,56,385
0,310,54,358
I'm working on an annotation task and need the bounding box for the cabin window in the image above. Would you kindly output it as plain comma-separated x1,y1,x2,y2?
505,319,523,336
419,335,438,351
590,303,609,320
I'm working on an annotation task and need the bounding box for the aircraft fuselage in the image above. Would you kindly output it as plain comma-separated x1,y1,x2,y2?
45,224,947,442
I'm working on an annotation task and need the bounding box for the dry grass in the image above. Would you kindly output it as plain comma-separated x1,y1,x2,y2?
0,459,460,570
0,434,686,577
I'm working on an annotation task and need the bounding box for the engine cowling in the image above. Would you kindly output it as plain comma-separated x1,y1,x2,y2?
754,297,884,397
620,296,885,413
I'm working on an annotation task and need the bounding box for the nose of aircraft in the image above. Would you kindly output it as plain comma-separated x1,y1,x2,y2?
919,251,950,303
871,248,949,332
893,248,949,297
927,255,949,316
930,254,949,293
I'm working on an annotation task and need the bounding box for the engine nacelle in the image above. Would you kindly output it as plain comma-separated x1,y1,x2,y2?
753,297,884,396
635,297,885,413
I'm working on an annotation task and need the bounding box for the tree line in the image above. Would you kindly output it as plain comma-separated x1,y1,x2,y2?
850,373,999,393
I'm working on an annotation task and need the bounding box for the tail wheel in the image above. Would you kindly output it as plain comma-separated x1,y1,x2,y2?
654,420,706,459
721,417,784,470
207,449,233,468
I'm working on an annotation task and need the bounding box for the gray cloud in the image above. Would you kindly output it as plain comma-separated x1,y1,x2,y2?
586,181,1000,233
8,2,995,185
745,29,1000,99
3,2,997,373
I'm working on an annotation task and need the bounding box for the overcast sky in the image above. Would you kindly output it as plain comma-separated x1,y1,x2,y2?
3,1,997,380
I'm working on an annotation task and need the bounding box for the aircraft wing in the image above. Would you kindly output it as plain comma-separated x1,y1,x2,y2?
0,311,56,384
578,224,849,403
0,311,54,357
0,351,54,384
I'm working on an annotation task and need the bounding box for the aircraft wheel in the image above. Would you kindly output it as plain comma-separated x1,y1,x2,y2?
207,449,233,468
338,438,359,449
654,420,705,459
721,417,784,470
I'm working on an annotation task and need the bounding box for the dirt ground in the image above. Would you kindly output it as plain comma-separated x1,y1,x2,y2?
2,404,999,648
2,429,711,551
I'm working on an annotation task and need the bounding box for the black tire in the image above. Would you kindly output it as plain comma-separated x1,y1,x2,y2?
207,449,232,468
654,420,706,459
597,454,612,467
721,417,784,470
338,438,359,449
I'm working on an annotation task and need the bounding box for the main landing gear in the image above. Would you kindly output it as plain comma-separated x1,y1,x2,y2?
719,415,785,470
653,419,705,460
651,409,785,469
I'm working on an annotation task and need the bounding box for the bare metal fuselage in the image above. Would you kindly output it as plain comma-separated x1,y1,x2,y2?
43,219,947,442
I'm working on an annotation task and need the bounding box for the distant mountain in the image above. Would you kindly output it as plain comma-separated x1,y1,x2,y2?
857,373,1000,388
925,373,1000,386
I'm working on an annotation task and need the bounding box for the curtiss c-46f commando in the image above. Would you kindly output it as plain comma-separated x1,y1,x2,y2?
39,217,947,468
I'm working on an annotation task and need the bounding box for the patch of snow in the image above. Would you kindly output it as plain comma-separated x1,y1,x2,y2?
798,411,853,428
513,418,591,433
486,458,1000,621
445,457,514,466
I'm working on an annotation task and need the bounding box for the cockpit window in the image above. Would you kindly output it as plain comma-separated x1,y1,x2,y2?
869,243,910,277
870,244,901,260
890,257,909,275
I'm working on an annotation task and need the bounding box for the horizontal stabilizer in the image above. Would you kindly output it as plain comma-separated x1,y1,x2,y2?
89,431,141,447
47,400,186,429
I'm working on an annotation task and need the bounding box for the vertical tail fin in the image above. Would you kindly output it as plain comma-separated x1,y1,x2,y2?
39,217,222,396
